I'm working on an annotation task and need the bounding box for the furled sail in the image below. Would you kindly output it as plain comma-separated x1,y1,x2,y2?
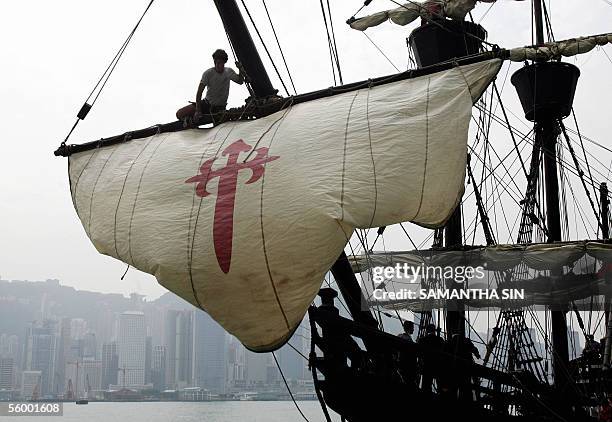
509,33,612,62
350,240,612,310
348,0,496,31
67,59,501,351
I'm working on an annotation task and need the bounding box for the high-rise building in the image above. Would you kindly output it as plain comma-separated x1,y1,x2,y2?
70,319,88,340
0,334,19,360
266,354,280,385
277,324,308,381
151,346,166,391
226,337,246,391
24,323,57,396
101,342,119,389
192,310,227,393
82,332,97,359
245,350,268,386
145,336,152,384
164,310,193,388
117,312,146,387
145,307,165,349
0,358,15,390
55,318,71,394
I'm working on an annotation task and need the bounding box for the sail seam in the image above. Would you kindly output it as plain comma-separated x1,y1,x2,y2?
187,125,230,310
87,146,119,237
341,91,360,221
127,134,169,266
413,78,431,220
113,135,158,261
365,86,378,228
72,143,104,219
259,105,294,331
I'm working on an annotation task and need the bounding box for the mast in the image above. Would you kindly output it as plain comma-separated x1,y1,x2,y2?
212,0,277,98
445,208,465,339
407,15,488,342
601,183,612,367
532,0,545,46
540,117,570,390
533,0,570,394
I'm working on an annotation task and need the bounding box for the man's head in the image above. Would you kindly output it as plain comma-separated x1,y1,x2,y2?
402,320,414,334
425,323,436,335
212,49,229,73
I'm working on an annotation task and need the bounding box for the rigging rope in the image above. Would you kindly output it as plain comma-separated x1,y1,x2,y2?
60,0,156,147
493,83,528,178
571,109,600,209
477,1,496,24
261,0,297,94
221,29,257,99
272,351,311,422
542,0,555,42
362,32,400,72
326,0,343,84
239,0,291,96
318,0,342,85
602,46,612,65
475,103,612,197
559,120,603,234
350,0,374,19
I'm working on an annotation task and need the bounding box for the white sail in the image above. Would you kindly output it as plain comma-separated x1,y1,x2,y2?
350,241,612,273
350,241,612,309
348,2,423,31
509,33,612,62
68,59,501,351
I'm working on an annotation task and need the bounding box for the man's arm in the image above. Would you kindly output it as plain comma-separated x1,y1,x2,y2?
195,81,206,111
231,62,245,85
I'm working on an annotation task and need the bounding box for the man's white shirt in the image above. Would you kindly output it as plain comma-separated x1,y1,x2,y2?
201,67,242,107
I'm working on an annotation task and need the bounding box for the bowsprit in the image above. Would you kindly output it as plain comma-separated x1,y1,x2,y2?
185,139,280,274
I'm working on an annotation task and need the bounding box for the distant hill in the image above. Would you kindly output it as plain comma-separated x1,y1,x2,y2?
152,291,194,309
0,279,194,344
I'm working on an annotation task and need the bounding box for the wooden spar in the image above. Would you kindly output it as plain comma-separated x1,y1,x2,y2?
212,0,276,98
54,50,507,157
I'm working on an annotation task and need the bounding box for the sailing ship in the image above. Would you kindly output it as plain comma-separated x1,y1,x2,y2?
54,0,612,420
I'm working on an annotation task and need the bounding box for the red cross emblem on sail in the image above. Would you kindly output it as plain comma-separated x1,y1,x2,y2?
185,139,279,274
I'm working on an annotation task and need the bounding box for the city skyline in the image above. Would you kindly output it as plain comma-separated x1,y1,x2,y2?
0,278,312,401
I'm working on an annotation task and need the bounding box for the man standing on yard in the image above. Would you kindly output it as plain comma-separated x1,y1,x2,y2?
176,49,245,124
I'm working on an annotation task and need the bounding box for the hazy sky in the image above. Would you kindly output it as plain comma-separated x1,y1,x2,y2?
1,0,611,299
